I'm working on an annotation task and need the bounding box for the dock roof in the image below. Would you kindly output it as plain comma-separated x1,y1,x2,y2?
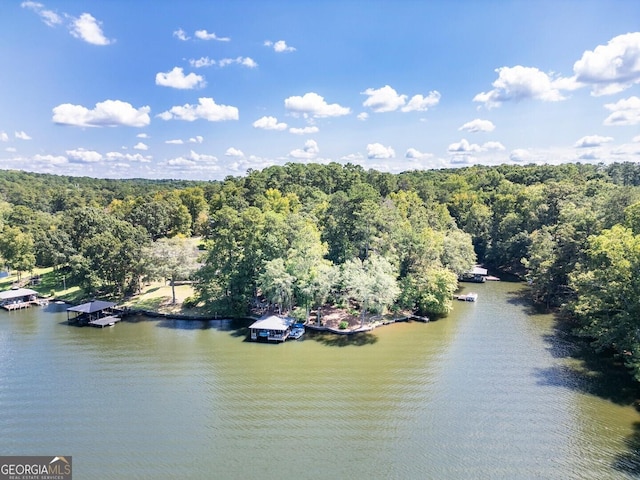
249,315,294,331
0,288,38,300
67,300,117,314
469,266,488,276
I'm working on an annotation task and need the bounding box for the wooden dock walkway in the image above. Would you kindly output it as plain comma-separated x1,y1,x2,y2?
2,299,50,311
88,315,122,328
2,301,32,311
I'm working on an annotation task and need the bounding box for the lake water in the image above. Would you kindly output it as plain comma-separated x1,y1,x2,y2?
1,281,640,479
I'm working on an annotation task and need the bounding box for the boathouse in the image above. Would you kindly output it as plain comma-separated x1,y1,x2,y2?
459,266,488,283
67,300,121,327
0,288,39,310
249,315,294,342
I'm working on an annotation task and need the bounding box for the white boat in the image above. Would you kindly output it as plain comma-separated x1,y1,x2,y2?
289,324,305,340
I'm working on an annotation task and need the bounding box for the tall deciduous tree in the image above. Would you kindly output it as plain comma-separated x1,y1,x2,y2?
341,254,399,326
400,266,458,316
569,225,640,380
69,219,149,296
258,258,295,314
145,237,201,304
178,187,208,234
0,226,35,281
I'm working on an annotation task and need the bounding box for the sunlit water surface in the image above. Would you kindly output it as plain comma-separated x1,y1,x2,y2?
1,282,639,479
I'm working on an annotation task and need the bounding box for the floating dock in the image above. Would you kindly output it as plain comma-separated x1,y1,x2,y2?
456,292,478,302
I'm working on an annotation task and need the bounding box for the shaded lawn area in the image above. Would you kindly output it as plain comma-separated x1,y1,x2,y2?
0,267,82,301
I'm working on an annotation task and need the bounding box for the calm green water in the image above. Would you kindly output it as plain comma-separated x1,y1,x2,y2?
1,281,640,479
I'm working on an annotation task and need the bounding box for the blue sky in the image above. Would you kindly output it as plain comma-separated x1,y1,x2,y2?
1,0,640,180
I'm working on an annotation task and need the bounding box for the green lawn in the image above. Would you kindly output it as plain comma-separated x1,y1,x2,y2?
0,267,83,302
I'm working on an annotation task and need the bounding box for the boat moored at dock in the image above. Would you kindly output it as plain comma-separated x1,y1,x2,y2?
288,323,305,340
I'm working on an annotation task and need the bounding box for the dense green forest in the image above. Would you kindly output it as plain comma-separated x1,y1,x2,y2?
3,162,640,378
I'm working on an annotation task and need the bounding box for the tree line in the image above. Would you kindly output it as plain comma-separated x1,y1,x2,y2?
2,162,640,378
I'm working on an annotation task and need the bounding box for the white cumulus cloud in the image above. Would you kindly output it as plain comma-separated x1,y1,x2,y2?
265,40,296,52
219,57,258,68
156,67,205,89
363,85,440,113
459,118,496,133
225,147,244,157
367,143,395,159
52,100,151,127
66,148,102,163
195,29,230,41
190,57,216,68
357,112,369,121
473,66,569,108
133,142,148,151
340,152,364,162
173,28,189,41
448,139,483,154
573,32,640,96
189,136,203,144
405,148,433,160
611,143,640,158
23,3,112,45
253,116,287,130
483,141,506,151
15,131,31,140
289,126,319,135
167,157,196,167
69,13,112,46
33,153,67,165
21,1,62,27
574,135,614,148
448,139,505,154
0,132,10,142
362,85,407,112
164,150,219,168
603,96,640,126
106,152,151,163
290,139,319,159
190,56,257,69
239,57,258,68
401,91,441,112
165,139,184,145
158,97,239,122
284,92,350,118
510,148,534,163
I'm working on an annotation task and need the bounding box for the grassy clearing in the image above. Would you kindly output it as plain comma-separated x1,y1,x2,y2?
0,267,82,299
0,268,199,314
121,281,201,315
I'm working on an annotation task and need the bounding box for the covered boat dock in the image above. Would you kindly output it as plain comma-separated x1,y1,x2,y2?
0,288,39,310
459,267,488,283
67,300,121,327
249,315,294,342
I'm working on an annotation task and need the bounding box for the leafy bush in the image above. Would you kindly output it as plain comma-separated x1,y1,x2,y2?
338,320,348,330
290,308,307,322
182,296,198,308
